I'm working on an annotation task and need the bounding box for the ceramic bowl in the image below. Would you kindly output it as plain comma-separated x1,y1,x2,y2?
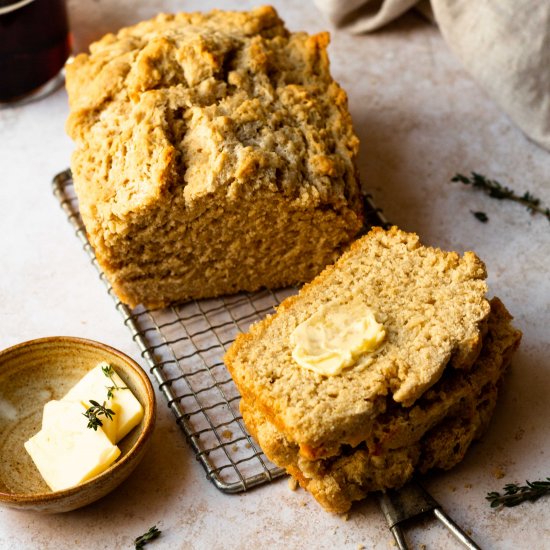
0,336,156,513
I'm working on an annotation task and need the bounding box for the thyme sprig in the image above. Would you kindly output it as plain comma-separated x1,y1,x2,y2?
101,363,128,399
486,478,550,508
134,525,161,549
451,172,550,223
83,400,116,431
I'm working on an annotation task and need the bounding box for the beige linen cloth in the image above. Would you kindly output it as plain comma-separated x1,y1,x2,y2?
314,0,550,151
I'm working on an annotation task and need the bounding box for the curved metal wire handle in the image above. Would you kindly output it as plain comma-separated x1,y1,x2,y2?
378,481,482,550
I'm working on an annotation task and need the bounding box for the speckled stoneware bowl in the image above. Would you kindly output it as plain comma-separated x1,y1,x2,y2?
0,336,156,513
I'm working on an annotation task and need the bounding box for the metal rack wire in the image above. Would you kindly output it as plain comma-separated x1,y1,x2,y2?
52,168,386,493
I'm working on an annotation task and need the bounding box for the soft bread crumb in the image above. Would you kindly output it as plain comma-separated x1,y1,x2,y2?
288,476,299,491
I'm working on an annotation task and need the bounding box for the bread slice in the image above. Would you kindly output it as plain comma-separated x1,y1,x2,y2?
65,6,364,308
225,227,491,459
241,298,521,513
246,393,500,514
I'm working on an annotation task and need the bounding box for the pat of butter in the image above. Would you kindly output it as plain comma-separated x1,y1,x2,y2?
56,396,120,444
24,400,121,492
63,363,143,443
290,300,385,376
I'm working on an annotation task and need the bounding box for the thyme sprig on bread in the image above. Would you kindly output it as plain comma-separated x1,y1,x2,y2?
452,172,550,223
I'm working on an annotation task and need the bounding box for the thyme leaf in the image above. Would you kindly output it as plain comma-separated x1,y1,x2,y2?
486,478,550,508
472,211,489,223
101,363,128,399
83,400,116,431
134,525,161,549
451,172,550,223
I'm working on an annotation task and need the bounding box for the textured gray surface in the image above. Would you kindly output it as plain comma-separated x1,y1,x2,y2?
0,1,549,548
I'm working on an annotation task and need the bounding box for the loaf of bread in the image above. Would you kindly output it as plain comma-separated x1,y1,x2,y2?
224,228,522,513
65,6,364,308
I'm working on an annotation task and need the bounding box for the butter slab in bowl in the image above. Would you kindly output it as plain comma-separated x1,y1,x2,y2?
0,336,156,513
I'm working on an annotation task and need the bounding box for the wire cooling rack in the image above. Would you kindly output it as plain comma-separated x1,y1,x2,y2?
52,168,386,493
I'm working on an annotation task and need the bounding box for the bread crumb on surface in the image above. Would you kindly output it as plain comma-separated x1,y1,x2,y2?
288,477,299,491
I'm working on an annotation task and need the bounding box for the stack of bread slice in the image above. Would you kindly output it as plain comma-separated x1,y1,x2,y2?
225,227,521,513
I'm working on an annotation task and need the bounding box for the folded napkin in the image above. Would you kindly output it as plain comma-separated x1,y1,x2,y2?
314,0,550,152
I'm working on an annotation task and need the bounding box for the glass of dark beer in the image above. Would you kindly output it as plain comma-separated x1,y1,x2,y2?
0,0,71,103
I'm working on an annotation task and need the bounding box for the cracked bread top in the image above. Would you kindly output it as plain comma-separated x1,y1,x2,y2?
224,227,491,456
66,6,362,239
